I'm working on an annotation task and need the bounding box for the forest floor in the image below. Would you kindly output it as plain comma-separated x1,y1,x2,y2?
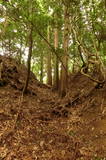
0,55,106,160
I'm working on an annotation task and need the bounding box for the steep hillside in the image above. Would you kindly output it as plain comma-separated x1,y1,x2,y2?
0,55,106,160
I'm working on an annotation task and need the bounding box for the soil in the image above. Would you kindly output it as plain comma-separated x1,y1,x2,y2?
0,55,106,160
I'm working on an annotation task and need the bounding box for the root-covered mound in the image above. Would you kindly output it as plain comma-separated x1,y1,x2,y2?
0,55,106,160
52,72,106,117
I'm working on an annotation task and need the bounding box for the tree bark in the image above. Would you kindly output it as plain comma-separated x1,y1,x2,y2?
60,4,70,97
23,25,33,94
40,52,43,83
53,24,59,90
47,25,52,85
18,36,23,64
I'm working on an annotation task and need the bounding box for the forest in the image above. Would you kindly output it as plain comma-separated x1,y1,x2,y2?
0,0,106,159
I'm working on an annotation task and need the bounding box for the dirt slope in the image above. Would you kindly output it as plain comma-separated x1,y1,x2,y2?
0,55,106,160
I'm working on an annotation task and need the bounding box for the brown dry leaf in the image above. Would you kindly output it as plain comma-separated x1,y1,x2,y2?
6,151,15,160
79,147,93,156
0,146,8,159
0,108,4,114
61,150,66,156
40,141,44,147
22,156,33,160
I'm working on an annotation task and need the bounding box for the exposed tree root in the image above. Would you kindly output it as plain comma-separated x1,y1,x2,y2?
81,66,105,84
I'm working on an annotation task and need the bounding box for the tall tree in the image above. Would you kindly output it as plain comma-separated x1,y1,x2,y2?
47,25,52,85
23,0,34,93
60,1,70,96
23,24,33,94
53,13,59,90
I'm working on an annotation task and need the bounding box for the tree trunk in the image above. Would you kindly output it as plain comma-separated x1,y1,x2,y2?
60,4,70,97
23,25,33,94
47,25,52,85
18,36,23,64
40,52,43,83
53,25,59,90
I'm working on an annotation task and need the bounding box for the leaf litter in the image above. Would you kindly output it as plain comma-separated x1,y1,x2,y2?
0,55,106,160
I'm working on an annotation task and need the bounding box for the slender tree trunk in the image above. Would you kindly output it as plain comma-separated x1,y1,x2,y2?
8,38,11,55
40,52,43,83
23,25,33,94
18,36,23,64
60,4,70,97
47,25,52,85
53,24,59,90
